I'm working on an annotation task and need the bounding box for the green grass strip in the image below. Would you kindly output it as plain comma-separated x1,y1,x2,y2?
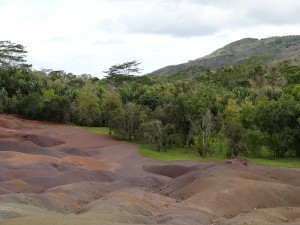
83,127,300,168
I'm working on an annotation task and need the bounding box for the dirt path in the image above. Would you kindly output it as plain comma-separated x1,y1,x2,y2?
0,114,299,225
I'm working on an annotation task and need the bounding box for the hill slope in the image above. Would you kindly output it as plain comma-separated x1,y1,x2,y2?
148,35,300,76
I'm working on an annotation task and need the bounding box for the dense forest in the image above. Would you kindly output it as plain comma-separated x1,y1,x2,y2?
0,40,299,159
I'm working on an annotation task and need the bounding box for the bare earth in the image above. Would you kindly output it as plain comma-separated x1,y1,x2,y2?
0,114,299,225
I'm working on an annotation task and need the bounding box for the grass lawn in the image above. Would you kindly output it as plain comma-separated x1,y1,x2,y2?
247,157,300,168
82,127,300,168
138,143,226,162
82,127,110,135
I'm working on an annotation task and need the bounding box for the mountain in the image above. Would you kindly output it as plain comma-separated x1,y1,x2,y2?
148,35,300,76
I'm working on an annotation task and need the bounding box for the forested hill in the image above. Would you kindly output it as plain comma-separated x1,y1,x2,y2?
148,35,300,77
0,39,300,159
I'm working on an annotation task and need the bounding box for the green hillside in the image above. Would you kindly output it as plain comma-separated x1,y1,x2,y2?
0,39,299,160
148,35,300,77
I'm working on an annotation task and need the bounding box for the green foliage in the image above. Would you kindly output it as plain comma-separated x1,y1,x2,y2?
224,119,246,158
109,102,146,140
198,110,214,157
149,36,300,77
1,39,300,163
138,120,176,151
17,92,43,119
245,129,264,157
253,94,300,157
72,88,101,126
0,41,29,68
0,88,8,113
138,143,225,162
137,91,163,111
247,158,300,168
85,127,299,167
103,60,141,86
82,127,109,135
139,120,164,151
101,90,123,127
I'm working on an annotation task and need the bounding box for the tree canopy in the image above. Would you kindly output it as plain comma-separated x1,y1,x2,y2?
1,41,300,159
0,41,29,68
103,60,142,85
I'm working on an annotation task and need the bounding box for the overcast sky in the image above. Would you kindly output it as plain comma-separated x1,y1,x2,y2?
1,0,300,77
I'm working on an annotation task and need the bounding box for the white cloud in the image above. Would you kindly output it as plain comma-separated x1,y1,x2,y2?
101,0,300,37
121,2,235,36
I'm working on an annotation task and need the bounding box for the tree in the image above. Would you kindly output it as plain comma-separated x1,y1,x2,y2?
246,129,264,157
0,41,29,68
17,93,43,119
0,88,8,113
163,123,176,149
253,94,300,157
41,89,72,123
139,120,164,151
72,87,102,126
101,90,123,128
224,119,246,158
118,81,140,103
103,60,141,86
138,91,163,111
169,86,215,149
198,110,214,157
109,102,146,140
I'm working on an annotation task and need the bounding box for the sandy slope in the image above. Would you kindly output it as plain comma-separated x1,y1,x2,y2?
0,114,299,225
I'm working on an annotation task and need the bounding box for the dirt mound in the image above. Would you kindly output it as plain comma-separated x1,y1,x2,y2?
0,182,117,214
21,134,65,147
226,157,248,166
62,148,102,157
0,202,58,222
219,207,300,225
0,115,41,130
0,139,60,157
143,164,195,178
60,156,114,170
79,187,178,222
0,114,300,225
113,176,167,191
0,126,17,134
0,169,46,182
157,162,300,219
156,211,210,225
0,116,22,129
18,170,118,193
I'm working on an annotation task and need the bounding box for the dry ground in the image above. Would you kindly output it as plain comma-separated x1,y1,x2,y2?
0,114,299,225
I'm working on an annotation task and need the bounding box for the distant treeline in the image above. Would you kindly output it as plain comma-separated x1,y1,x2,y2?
0,41,299,158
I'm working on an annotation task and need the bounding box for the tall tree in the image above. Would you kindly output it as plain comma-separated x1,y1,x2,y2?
139,120,164,151
0,41,29,68
253,94,300,157
72,87,101,126
224,119,246,158
109,102,145,140
199,110,214,157
103,60,141,86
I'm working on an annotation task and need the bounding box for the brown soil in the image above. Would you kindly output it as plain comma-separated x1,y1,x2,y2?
0,114,299,225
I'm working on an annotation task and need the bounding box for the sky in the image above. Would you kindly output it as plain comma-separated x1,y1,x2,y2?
1,0,300,77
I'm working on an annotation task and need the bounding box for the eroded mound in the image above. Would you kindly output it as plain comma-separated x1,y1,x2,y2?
0,114,299,225
143,164,195,178
0,139,60,157
157,162,300,220
219,207,300,225
20,134,65,147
